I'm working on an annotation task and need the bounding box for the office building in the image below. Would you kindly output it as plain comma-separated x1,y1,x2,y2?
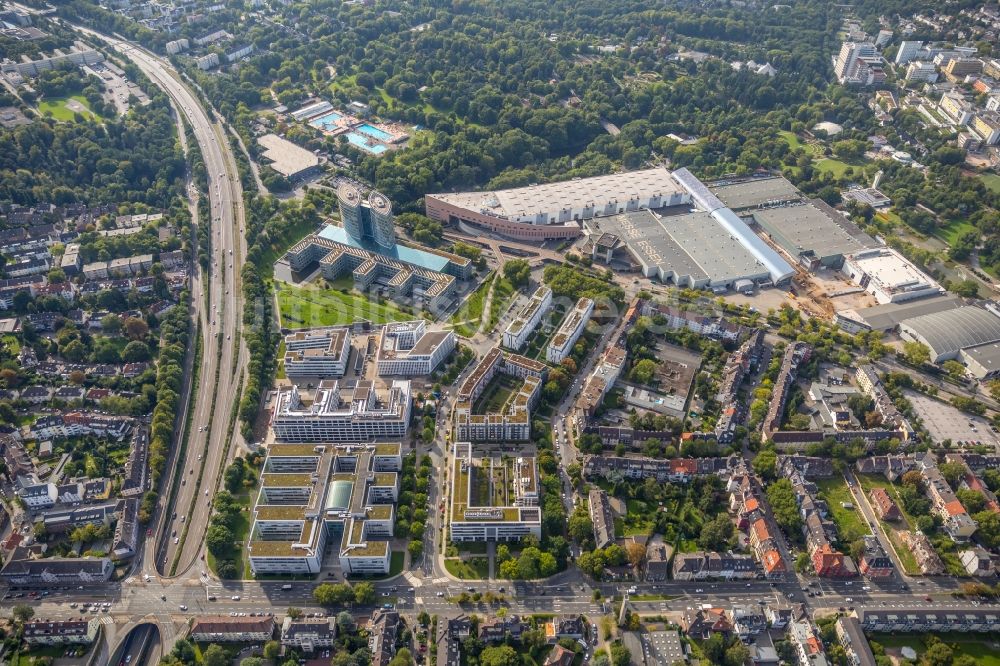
271,380,411,442
283,328,351,379
449,442,542,541
905,61,938,82
971,111,1000,145
339,182,396,251
547,297,594,363
503,285,552,350
247,443,401,576
376,320,455,376
895,40,923,65
842,248,943,304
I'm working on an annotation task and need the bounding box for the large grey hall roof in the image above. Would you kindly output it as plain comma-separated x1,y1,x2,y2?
901,306,1000,357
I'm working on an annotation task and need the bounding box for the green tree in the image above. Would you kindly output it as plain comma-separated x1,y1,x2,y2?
629,359,658,385
241,658,264,666
202,644,229,666
353,581,376,605
752,449,778,480
205,524,233,558
12,604,34,625
480,645,519,666
902,341,930,366
698,514,736,551
263,641,280,659
503,259,531,289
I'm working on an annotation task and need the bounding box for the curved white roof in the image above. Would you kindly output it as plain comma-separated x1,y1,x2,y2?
672,168,795,283
901,306,1000,358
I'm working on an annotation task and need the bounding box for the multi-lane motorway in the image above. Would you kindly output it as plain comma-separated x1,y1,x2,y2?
64,24,249,578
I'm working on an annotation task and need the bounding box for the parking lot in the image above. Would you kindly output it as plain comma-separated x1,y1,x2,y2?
905,390,1000,448
84,62,149,114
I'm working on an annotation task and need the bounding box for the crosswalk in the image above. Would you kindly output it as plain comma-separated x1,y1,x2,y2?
99,616,116,625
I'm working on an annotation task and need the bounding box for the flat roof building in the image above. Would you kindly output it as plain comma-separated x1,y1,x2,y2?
376,320,455,376
453,348,547,441
248,443,401,576
750,200,875,268
708,175,802,210
284,328,351,379
426,168,688,241
257,133,320,180
271,380,411,442
588,209,771,289
547,297,594,363
834,294,963,334
503,285,552,351
450,442,542,541
842,248,944,304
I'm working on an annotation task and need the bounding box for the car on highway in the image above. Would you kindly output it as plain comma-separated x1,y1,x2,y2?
174,537,179,544
231,595,240,601
179,605,187,611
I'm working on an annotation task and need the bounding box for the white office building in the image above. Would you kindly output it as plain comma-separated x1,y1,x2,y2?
271,380,411,442
376,321,455,376
842,248,943,304
546,297,594,363
283,328,351,379
502,285,552,350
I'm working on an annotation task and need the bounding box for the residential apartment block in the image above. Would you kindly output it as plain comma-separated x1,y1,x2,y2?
247,443,401,576
502,285,552,351
281,617,337,652
453,347,547,441
583,454,737,483
589,488,615,549
671,551,757,581
189,616,275,643
449,442,542,542
271,380,411,442
919,454,977,541
546,297,593,363
24,618,100,645
376,320,455,376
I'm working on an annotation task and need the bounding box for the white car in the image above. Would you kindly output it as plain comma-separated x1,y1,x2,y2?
231,595,240,601
173,537,179,544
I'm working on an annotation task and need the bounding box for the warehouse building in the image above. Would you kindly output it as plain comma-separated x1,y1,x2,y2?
842,248,944,304
899,306,1000,363
708,175,802,210
749,200,875,268
834,294,963,334
426,167,689,240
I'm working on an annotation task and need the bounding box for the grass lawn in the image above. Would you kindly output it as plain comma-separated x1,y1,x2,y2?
814,158,856,178
620,498,656,537
473,374,521,413
275,338,286,379
450,271,493,337
486,277,516,333
37,95,100,122
779,130,803,150
854,474,922,574
260,217,320,267
815,477,870,546
869,633,1000,666
934,219,976,245
275,281,416,328
444,557,489,579
980,173,1000,194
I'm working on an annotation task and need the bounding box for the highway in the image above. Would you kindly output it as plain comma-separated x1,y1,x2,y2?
73,28,249,577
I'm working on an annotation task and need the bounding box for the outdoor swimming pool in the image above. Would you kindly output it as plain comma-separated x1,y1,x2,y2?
346,132,389,154
356,123,394,141
309,111,343,131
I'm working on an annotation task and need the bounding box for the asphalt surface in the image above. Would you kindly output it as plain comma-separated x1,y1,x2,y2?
91,37,249,577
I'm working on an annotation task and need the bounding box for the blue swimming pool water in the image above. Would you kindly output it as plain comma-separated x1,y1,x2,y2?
356,123,393,141
346,132,389,154
309,111,343,131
